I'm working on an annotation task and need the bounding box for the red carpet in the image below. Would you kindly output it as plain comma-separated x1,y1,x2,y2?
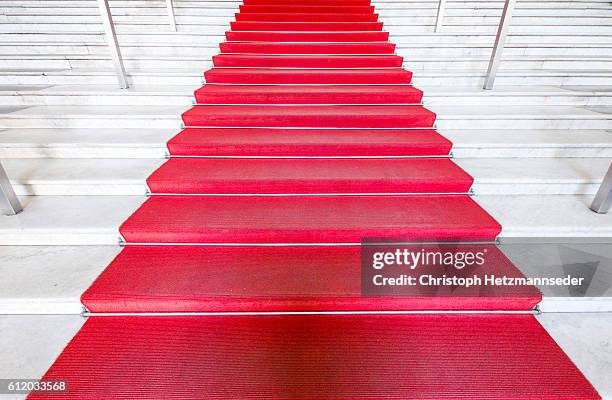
230,21,384,30
182,105,436,127
194,85,422,104
225,30,389,41
31,0,601,398
235,13,379,21
212,54,404,67
167,128,451,156
204,68,412,84
239,5,375,13
29,315,599,399
119,195,501,243
82,246,541,312
147,158,473,194
219,42,396,53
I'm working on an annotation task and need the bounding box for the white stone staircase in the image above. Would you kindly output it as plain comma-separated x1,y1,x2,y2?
0,0,611,397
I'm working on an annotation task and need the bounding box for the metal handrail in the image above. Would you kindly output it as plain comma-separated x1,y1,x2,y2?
166,0,177,31
435,0,516,89
0,161,22,215
97,0,129,88
434,0,446,32
483,0,516,89
591,163,612,214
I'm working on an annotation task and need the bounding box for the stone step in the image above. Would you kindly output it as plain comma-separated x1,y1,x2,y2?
1,68,609,87
2,84,611,107
2,42,611,59
0,128,609,159
0,194,608,246
0,104,609,129
1,32,611,46
0,157,608,195
0,105,183,128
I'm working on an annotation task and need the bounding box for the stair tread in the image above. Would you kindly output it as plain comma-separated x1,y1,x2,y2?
234,12,380,22
146,158,473,194
219,42,396,54
119,195,501,243
0,195,606,245
2,158,607,196
230,21,384,30
27,315,600,400
238,5,375,13
168,127,450,156
204,68,412,84
4,244,612,314
82,245,540,312
0,246,117,314
0,105,185,117
225,31,389,41
194,84,422,104
181,104,437,127
212,53,404,67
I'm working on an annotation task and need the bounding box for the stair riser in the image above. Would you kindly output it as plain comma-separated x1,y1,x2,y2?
1,73,607,87
386,25,612,34
0,147,168,159
218,43,397,55
3,94,609,107
452,147,612,158
4,57,608,71
4,45,609,59
414,75,612,86
12,6,609,16
6,182,600,196
0,33,612,49
4,0,611,8
0,74,203,86
5,23,611,35
2,146,610,159
391,35,612,45
437,119,611,130
0,95,193,106
0,117,606,130
212,56,403,68
403,59,612,71
425,96,612,107
0,119,181,129
4,14,612,25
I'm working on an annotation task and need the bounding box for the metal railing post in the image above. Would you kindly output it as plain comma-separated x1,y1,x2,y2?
0,162,22,215
591,163,612,214
434,0,446,32
97,0,129,89
166,0,177,31
483,0,516,90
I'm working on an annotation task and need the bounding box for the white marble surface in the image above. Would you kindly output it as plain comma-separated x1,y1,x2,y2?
434,105,612,130
456,157,611,195
0,196,145,245
0,105,183,129
2,158,164,195
479,195,612,237
0,246,120,314
0,128,172,159
538,313,612,399
0,315,84,400
446,129,612,158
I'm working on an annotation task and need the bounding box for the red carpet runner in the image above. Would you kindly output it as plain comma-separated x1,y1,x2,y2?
30,1,599,398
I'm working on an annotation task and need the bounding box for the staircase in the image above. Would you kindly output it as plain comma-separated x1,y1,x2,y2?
0,0,611,398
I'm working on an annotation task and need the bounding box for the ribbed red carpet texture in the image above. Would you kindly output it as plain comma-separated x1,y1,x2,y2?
31,0,600,398
30,315,599,399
